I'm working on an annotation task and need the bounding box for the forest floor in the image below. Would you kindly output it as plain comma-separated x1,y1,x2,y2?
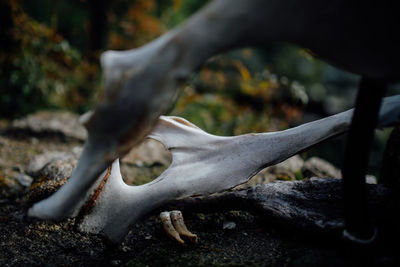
0,113,397,266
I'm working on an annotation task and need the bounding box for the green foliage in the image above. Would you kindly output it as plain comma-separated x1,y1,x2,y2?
1,0,310,129
294,169,304,180
156,0,210,28
4,52,53,116
107,0,164,49
171,52,308,135
0,1,99,118
1,0,309,127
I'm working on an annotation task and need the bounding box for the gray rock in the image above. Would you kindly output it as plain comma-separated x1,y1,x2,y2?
121,138,171,167
303,157,342,178
27,151,73,176
303,157,377,183
39,157,78,182
11,111,87,141
236,155,304,189
27,153,78,203
267,154,304,180
18,173,33,187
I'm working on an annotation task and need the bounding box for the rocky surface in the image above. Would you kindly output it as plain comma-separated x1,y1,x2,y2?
168,178,390,236
302,157,342,179
0,112,398,266
8,111,87,141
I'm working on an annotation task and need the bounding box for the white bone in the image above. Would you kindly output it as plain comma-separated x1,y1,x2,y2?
75,93,400,242
76,111,346,241
28,0,399,221
28,94,400,242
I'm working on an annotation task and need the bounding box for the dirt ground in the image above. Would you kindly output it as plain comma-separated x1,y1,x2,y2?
0,120,397,266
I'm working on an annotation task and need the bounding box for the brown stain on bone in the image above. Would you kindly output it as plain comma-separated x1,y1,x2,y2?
78,165,113,219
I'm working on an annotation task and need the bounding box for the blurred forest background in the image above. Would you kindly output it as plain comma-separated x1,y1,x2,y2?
0,0,396,176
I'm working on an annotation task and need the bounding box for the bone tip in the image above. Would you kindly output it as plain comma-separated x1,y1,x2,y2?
28,202,64,220
100,50,117,67
175,236,185,245
184,233,198,243
27,205,39,218
28,195,74,220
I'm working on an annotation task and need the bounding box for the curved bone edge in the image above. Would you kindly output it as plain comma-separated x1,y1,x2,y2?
160,211,185,245
163,178,390,237
170,210,198,243
77,95,400,242
148,111,355,196
78,110,353,241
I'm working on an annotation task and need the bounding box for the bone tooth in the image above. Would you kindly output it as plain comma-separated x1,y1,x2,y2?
170,210,198,243
160,211,185,245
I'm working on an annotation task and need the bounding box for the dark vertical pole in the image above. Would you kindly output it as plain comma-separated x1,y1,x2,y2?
88,0,109,53
380,126,400,190
342,77,386,243
379,126,400,252
0,0,14,52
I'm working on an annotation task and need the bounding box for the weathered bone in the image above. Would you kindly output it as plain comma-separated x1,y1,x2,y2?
169,210,198,243
66,95,400,242
160,211,185,245
28,0,400,220
160,210,197,245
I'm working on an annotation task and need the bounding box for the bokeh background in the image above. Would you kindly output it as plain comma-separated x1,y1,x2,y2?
1,0,397,177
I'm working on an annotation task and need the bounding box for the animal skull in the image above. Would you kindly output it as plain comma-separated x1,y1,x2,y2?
32,94,398,242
